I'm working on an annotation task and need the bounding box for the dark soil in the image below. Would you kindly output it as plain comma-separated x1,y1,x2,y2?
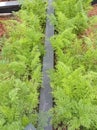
53,128,67,130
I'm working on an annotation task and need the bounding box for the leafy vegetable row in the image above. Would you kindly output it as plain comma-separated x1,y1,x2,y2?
0,0,46,130
50,0,97,130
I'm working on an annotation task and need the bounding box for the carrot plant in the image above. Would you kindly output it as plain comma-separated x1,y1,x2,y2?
53,0,92,34
50,62,97,130
50,0,97,129
0,0,46,129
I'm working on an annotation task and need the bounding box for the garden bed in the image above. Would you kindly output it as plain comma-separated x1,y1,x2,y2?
0,0,46,129
1,1,97,130
51,1,97,130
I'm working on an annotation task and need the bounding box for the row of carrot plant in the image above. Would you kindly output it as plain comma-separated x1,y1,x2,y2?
1,0,97,130
0,0,46,129
50,0,97,130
